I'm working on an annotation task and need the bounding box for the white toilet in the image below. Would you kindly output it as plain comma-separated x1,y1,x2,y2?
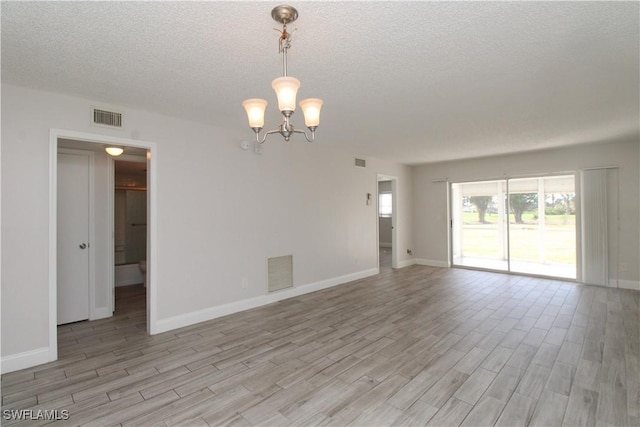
138,260,147,287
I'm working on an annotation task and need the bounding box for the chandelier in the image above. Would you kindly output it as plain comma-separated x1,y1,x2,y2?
242,5,323,143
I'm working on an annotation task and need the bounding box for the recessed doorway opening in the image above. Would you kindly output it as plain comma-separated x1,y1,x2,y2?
377,174,398,271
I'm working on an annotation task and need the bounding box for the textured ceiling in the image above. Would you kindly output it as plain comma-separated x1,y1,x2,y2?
2,1,638,165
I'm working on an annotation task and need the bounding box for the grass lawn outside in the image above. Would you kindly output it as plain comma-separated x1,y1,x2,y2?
460,213,576,265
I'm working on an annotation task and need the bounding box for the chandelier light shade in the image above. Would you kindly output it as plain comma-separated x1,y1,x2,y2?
242,5,323,143
271,76,300,113
242,98,268,129
299,98,323,128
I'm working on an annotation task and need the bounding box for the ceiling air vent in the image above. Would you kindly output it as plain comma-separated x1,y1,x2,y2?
92,108,123,128
355,158,366,168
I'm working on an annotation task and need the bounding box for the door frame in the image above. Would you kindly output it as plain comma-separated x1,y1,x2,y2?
48,128,158,363
377,174,398,269
57,148,96,323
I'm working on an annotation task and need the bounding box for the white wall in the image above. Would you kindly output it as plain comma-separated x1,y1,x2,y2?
0,84,413,371
412,138,640,287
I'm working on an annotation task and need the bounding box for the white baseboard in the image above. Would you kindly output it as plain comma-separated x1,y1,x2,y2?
154,268,380,335
609,279,640,290
415,258,450,268
396,258,416,269
154,295,267,334
91,306,112,321
115,263,144,287
1,347,50,374
265,268,379,304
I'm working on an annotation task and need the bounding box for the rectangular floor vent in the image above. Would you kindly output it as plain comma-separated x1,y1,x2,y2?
355,158,366,168
267,255,293,293
93,108,123,128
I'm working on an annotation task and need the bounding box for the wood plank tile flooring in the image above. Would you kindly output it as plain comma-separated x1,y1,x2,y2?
2,266,639,426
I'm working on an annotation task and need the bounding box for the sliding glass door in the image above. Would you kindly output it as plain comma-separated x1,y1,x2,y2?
452,180,508,271
452,175,576,279
508,176,576,278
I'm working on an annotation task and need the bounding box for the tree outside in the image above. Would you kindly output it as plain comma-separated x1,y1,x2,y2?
509,193,537,224
469,195,494,224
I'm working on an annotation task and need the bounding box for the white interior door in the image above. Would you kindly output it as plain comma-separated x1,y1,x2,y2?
57,151,90,324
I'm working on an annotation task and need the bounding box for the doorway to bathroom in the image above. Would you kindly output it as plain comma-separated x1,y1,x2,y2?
50,129,157,363
55,137,150,324
114,157,148,315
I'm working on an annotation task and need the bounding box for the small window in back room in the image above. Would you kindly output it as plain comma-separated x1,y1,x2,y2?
379,193,392,217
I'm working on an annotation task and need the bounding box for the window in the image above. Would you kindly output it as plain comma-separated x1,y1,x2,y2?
379,193,392,217
451,175,576,279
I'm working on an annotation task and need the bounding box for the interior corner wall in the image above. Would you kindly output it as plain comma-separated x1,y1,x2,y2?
412,138,640,287
0,83,413,371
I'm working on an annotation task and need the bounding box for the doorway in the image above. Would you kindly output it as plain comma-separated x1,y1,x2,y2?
451,174,577,279
114,157,148,316
377,174,398,270
49,129,157,363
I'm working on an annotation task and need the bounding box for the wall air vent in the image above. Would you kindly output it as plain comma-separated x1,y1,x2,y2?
92,108,123,128
267,255,293,293
355,158,366,168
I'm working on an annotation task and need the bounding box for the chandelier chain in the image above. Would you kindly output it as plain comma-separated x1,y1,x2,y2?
276,24,295,54
276,24,296,77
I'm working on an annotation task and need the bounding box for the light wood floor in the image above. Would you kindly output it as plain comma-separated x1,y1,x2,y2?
2,266,638,426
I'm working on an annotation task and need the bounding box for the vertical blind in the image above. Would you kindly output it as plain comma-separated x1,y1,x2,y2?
580,169,609,286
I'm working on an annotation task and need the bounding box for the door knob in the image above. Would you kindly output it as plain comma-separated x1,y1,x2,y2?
79,243,87,249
